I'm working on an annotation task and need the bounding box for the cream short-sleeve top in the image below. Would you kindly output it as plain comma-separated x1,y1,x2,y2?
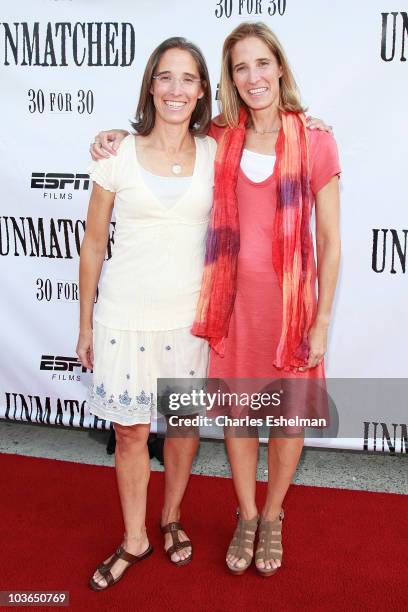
87,134,217,331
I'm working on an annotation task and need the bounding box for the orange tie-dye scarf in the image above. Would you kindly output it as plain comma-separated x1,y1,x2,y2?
192,107,315,371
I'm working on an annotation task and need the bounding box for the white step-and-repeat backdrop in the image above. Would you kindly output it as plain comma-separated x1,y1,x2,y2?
0,1,407,452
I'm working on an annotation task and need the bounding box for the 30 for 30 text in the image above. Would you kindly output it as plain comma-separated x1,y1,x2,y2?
28,89,94,114
215,0,286,18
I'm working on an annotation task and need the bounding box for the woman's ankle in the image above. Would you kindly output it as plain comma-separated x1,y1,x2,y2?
261,505,283,521
161,506,181,525
238,504,258,520
123,526,147,542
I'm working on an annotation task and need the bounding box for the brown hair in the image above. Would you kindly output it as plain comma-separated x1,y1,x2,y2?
219,22,306,127
131,37,212,136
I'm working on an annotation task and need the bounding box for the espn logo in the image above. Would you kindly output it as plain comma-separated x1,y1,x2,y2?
40,355,91,373
31,173,90,190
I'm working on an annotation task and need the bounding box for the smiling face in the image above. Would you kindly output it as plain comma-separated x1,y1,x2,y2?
230,36,283,113
150,48,204,127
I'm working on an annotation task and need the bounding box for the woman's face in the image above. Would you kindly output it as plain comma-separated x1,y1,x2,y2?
150,48,204,127
230,36,282,113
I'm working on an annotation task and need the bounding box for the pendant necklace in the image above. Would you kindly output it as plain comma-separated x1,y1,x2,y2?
250,126,281,135
166,138,193,175
171,163,182,175
166,147,183,175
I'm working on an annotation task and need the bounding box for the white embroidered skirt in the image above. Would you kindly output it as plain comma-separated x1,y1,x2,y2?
88,321,209,426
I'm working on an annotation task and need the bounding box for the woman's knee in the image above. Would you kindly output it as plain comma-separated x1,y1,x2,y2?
165,415,199,438
114,423,150,449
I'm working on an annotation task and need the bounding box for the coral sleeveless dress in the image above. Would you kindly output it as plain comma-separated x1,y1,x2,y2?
208,124,341,388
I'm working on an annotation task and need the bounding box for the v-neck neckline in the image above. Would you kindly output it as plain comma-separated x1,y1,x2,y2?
132,134,200,213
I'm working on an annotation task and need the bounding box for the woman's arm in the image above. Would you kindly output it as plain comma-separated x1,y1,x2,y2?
298,175,340,371
90,129,129,160
89,117,332,161
76,183,115,369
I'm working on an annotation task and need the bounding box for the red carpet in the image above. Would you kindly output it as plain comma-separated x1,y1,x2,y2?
0,453,406,612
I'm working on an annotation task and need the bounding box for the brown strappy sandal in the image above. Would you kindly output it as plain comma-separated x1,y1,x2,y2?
226,515,258,575
161,521,193,566
255,510,284,577
89,543,153,591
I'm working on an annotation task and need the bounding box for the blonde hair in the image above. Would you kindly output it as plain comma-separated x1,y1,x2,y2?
219,22,305,127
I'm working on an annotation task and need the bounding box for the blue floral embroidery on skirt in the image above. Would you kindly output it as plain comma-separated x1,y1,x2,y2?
136,390,151,406
119,390,132,406
89,380,156,418
96,383,106,398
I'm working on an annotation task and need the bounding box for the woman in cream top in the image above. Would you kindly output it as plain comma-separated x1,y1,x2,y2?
76,37,216,590
89,133,215,333
87,132,215,424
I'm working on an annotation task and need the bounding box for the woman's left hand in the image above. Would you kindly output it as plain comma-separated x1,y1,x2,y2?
297,321,328,372
306,116,333,133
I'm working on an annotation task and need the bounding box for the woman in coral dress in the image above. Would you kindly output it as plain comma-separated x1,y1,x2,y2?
192,22,340,577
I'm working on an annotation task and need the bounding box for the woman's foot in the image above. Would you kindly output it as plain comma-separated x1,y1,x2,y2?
161,509,192,564
91,531,151,589
161,521,192,565
255,509,284,575
226,513,258,574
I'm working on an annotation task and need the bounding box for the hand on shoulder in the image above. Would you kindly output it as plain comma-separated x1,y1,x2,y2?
305,116,333,134
90,129,130,161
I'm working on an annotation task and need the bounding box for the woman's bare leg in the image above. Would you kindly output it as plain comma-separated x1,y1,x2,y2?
92,422,151,586
256,434,304,572
225,428,259,569
162,419,199,562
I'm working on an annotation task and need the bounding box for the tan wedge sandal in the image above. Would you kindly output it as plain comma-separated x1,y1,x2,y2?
255,510,284,577
226,515,258,575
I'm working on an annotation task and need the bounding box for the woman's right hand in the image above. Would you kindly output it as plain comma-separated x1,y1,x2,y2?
90,129,129,161
76,328,94,370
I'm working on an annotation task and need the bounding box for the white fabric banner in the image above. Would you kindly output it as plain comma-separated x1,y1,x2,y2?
0,1,406,452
